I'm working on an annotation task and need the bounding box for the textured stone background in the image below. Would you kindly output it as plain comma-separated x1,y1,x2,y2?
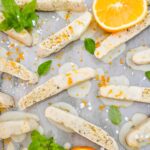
0,0,150,149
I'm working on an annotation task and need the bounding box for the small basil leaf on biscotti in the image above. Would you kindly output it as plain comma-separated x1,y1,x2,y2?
37,60,52,76
109,105,122,125
145,71,150,80
84,38,96,54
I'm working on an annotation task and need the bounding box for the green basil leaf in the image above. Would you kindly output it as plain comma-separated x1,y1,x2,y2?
23,13,38,29
22,0,36,15
84,38,96,54
28,130,65,150
28,141,40,150
145,71,150,80
1,0,20,15
0,0,38,32
109,105,122,125
37,60,52,76
21,0,38,29
0,20,11,31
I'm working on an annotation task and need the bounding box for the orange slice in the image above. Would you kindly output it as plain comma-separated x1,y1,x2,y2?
71,146,95,150
93,0,148,32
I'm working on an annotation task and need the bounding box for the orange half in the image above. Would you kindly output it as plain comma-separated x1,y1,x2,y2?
93,0,148,32
71,146,95,150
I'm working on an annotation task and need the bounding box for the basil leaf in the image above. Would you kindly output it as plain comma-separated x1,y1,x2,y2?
1,0,20,15
37,60,52,76
0,0,38,32
28,130,65,150
108,105,122,125
22,0,36,15
21,0,38,29
84,38,96,54
22,13,38,30
0,20,11,31
145,71,150,80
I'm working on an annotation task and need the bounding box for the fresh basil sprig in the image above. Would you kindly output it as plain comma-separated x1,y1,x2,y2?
37,60,52,76
0,0,38,32
28,130,65,150
145,71,150,80
108,105,122,125
84,38,96,54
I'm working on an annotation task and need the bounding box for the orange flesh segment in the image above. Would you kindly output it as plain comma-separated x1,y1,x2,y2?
93,0,147,31
72,146,96,150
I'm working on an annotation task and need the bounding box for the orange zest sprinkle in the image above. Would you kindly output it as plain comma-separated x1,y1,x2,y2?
15,47,19,52
55,36,62,43
10,61,17,68
57,63,61,67
80,58,83,62
96,51,100,56
73,69,78,74
68,26,74,33
8,43,15,48
109,62,112,65
65,12,71,20
76,20,84,26
99,105,106,111
108,89,113,95
115,91,123,98
66,73,71,76
81,100,87,106
96,41,100,48
67,77,73,85
18,53,24,60
99,75,110,87
61,32,69,40
16,58,20,62
6,51,13,56
95,74,99,81
120,58,124,64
